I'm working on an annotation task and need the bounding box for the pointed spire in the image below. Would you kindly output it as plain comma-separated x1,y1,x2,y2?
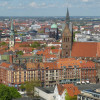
66,8,70,26
11,19,14,31
10,19,14,36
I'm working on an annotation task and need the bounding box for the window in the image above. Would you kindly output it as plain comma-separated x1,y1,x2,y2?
68,38,69,41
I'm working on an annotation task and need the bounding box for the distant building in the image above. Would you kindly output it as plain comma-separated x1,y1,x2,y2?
31,24,41,31
49,23,59,40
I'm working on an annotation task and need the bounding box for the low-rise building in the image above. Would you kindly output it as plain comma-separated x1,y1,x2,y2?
34,87,54,100
54,84,80,100
77,89,100,100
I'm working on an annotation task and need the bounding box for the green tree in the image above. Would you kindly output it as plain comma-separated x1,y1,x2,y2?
65,92,77,100
65,93,71,100
51,46,55,49
31,42,40,48
0,42,7,46
70,96,77,100
20,83,25,91
0,84,11,100
0,30,3,33
9,87,21,99
73,31,81,39
25,80,41,97
16,51,23,55
0,84,21,100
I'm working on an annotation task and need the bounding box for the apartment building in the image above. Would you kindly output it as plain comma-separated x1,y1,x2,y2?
0,58,97,87
57,58,97,84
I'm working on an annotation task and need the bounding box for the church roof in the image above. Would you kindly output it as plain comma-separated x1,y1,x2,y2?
71,42,100,57
62,24,72,37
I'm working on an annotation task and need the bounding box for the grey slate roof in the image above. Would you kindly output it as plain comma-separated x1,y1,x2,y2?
12,97,45,100
76,83,100,91
36,87,55,94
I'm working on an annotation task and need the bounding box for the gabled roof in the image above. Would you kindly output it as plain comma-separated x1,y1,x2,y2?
0,62,11,68
57,84,80,97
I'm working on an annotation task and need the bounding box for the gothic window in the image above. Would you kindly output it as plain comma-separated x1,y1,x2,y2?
64,38,65,42
68,38,69,41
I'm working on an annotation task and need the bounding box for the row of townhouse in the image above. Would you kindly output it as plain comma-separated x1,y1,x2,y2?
0,58,97,87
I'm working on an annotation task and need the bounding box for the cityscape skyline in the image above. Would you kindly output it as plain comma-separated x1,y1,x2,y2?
0,0,100,99
0,0,100,16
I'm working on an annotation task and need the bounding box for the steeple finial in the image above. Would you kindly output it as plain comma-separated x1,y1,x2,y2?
66,8,70,26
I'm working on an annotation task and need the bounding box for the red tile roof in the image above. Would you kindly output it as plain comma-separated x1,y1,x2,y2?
44,54,57,59
43,62,58,69
57,58,95,69
80,61,95,68
57,84,80,97
0,62,11,68
71,42,100,57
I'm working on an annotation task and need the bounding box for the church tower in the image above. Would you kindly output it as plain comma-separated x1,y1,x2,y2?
9,19,15,48
62,8,73,58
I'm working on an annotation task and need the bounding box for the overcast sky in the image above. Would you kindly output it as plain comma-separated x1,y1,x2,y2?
0,0,100,16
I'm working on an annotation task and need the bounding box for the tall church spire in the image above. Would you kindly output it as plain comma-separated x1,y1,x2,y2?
61,8,73,58
10,19,14,35
9,19,15,48
66,8,70,26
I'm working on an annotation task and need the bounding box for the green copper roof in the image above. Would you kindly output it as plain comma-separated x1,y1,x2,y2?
51,24,57,29
11,19,14,31
10,19,14,35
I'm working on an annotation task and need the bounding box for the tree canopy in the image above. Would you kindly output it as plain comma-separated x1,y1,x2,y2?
65,92,77,100
9,87,21,99
16,51,23,55
51,46,55,49
0,84,21,100
0,42,7,46
23,80,41,97
31,42,40,48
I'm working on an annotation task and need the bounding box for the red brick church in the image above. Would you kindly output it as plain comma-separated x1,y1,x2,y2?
62,8,100,60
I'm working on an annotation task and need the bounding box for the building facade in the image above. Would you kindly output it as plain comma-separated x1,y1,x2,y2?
0,58,97,87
